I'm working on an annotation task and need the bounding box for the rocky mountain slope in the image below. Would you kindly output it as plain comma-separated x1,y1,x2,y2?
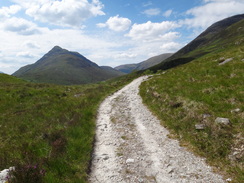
13,46,124,85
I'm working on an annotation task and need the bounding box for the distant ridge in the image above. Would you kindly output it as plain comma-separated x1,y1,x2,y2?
13,46,124,85
115,53,173,73
100,66,125,75
151,14,244,71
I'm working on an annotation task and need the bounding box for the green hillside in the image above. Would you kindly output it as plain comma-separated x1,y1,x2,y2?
13,46,124,85
114,63,138,74
151,14,244,71
140,16,244,182
0,73,139,182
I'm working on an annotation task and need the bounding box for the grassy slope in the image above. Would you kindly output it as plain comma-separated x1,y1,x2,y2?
140,41,244,181
151,16,244,72
0,73,139,182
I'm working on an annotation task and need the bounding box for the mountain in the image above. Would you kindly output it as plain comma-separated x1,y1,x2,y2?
115,53,173,73
0,71,4,74
114,64,138,74
13,46,124,85
135,53,173,71
151,14,244,71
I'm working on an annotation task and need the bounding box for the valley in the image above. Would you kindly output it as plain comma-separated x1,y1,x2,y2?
0,14,243,183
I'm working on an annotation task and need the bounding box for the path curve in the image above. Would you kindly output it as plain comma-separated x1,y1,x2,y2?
89,76,225,183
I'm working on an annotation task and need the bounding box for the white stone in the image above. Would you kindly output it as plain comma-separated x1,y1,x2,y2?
219,58,233,65
126,158,135,164
195,124,205,130
0,167,15,183
231,108,241,113
215,117,231,125
226,178,232,182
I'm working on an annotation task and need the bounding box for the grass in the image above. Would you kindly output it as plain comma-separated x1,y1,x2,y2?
140,44,244,182
1,16,243,183
0,72,139,182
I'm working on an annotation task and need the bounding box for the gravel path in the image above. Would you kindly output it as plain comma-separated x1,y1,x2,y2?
89,76,225,183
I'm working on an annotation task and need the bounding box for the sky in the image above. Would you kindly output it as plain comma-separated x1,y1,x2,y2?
0,0,244,74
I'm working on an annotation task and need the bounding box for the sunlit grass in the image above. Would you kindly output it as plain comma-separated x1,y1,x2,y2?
0,73,139,182
140,45,244,182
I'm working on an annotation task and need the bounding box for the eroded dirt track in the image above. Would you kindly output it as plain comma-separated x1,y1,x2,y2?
89,76,224,183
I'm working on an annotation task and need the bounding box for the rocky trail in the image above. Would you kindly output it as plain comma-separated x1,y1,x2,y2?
89,76,225,183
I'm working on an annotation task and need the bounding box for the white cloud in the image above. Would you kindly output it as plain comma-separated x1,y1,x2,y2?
0,26,122,74
142,1,153,7
120,21,182,65
142,8,161,16
0,5,21,18
158,32,180,42
1,17,41,35
97,15,131,32
0,0,184,74
163,9,173,17
16,51,35,58
160,42,181,52
23,41,40,49
114,53,137,59
126,21,180,41
182,0,244,29
203,0,231,2
97,23,107,28
13,0,105,27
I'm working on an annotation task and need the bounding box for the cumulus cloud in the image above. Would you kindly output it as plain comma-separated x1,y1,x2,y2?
123,21,182,62
182,0,244,29
13,0,105,27
0,5,21,18
2,17,41,35
126,21,180,41
97,15,131,32
142,8,161,16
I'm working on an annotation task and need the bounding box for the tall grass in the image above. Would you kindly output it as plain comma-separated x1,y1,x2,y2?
140,45,244,182
0,73,139,182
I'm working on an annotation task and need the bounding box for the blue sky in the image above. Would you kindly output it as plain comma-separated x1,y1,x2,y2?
0,0,244,74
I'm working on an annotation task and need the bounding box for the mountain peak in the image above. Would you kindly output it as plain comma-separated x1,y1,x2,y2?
52,45,63,50
13,46,123,85
47,46,68,55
